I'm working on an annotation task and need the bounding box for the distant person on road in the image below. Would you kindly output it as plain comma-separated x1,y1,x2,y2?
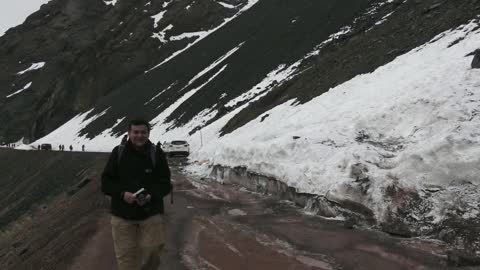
69,145,73,151
82,145,85,152
102,118,171,270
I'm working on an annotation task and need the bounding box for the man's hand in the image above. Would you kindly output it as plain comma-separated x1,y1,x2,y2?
122,192,137,204
137,194,152,206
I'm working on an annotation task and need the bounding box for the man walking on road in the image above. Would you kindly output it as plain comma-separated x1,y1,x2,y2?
102,118,172,270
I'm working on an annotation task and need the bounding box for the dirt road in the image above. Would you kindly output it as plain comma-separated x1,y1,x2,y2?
69,158,452,270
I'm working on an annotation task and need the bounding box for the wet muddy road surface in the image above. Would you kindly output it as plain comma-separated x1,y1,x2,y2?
71,159,454,270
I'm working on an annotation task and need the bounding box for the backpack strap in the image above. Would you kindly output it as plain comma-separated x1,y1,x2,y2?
150,145,156,168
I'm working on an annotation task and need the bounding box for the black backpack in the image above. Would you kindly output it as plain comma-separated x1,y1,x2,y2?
116,142,173,204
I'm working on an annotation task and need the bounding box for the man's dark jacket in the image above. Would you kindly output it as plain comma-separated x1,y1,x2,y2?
101,140,171,220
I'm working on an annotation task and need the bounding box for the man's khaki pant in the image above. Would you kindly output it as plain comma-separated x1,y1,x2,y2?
111,214,164,270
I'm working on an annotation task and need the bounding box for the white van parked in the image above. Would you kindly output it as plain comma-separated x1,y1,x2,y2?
162,140,190,157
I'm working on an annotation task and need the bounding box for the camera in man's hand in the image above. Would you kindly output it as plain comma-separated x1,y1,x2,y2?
137,193,147,203
133,188,150,206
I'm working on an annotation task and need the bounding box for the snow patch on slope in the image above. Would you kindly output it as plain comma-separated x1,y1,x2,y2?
151,10,166,28
146,0,259,72
6,82,32,98
150,65,228,130
225,63,301,108
17,62,45,75
152,24,173,43
29,108,110,150
217,1,236,9
145,81,177,105
104,0,118,6
185,42,244,88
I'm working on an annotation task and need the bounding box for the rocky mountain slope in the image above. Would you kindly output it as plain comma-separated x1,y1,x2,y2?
1,0,480,260
1,0,479,144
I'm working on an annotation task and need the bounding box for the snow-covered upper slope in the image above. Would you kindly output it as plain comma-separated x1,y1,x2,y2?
0,1,52,37
193,20,480,194
186,20,480,222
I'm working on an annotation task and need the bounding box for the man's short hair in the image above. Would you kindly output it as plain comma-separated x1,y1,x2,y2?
128,118,151,132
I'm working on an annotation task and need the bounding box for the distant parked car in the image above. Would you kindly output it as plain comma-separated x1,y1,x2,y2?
162,140,190,157
40,143,52,150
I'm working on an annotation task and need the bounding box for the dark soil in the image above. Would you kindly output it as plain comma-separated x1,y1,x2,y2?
0,148,109,270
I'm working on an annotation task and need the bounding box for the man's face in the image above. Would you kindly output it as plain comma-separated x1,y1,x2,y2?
128,125,149,147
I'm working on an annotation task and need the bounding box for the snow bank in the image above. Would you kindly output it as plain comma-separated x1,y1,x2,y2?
188,20,480,221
